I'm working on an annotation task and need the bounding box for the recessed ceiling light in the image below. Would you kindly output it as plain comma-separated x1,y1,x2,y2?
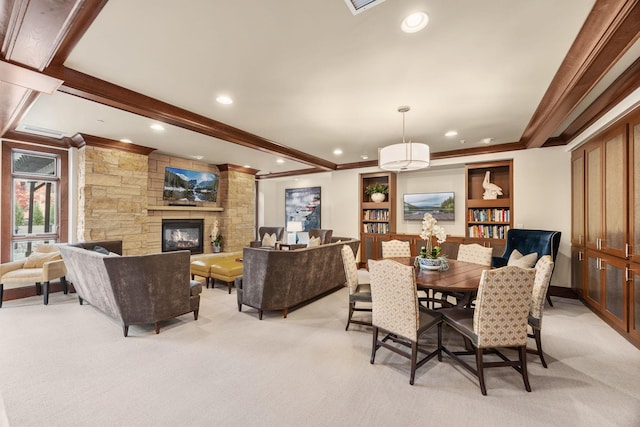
119,138,132,143
150,123,165,131
360,154,369,160
190,155,204,160
243,164,251,168
445,130,458,137
480,138,494,144
333,149,343,155
276,159,285,164
216,95,233,105
401,12,429,33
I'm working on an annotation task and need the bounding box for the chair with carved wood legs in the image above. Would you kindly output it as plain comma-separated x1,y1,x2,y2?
438,265,535,395
341,245,371,330
528,255,554,368
368,259,442,385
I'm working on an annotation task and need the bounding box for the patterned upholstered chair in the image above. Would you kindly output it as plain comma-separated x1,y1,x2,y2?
528,255,554,368
381,239,411,258
368,259,442,385
0,243,68,307
456,243,493,266
341,245,371,330
438,266,535,395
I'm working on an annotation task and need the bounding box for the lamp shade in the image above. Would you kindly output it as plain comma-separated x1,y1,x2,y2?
379,142,430,171
287,221,303,232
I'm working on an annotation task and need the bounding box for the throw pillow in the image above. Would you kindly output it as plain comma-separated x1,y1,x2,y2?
507,249,538,268
92,245,109,255
308,236,321,247
262,233,277,247
23,251,60,268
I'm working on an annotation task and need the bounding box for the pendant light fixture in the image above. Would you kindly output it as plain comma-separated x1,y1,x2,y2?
378,106,430,172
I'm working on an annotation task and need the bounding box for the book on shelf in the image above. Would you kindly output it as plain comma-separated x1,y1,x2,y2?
362,222,389,234
363,209,389,221
467,224,510,239
467,208,510,223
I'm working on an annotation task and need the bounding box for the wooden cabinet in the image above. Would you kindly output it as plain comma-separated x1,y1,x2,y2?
584,124,628,258
359,172,396,266
465,160,513,240
584,250,628,331
571,108,640,348
571,149,585,247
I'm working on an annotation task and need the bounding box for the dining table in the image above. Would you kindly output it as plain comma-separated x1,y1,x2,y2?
388,258,488,308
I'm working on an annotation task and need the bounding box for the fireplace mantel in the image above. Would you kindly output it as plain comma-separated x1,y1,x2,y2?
148,205,224,212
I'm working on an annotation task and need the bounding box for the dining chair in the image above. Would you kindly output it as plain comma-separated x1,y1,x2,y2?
456,243,493,266
341,245,372,331
437,265,536,395
528,255,554,368
381,239,411,258
368,258,442,385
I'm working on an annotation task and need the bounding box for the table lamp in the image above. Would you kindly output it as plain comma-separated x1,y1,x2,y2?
287,221,303,244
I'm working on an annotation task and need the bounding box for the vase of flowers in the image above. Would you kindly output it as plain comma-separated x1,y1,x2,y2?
211,220,222,253
416,213,447,270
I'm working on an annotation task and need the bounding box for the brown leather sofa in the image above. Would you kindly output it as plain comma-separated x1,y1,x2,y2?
59,240,202,337
236,237,359,319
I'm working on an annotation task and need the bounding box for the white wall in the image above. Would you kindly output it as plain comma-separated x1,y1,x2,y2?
258,145,571,287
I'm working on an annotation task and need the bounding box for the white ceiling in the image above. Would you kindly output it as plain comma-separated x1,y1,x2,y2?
19,0,600,174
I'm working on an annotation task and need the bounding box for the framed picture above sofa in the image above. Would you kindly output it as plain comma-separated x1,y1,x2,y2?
285,186,321,231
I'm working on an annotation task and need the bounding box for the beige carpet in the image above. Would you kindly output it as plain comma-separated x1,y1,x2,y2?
1,286,639,427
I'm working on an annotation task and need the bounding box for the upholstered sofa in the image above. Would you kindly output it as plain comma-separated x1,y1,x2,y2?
190,251,243,293
236,237,359,319
59,240,202,337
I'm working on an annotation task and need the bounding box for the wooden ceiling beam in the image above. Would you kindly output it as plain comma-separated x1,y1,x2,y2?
43,65,338,171
520,0,640,149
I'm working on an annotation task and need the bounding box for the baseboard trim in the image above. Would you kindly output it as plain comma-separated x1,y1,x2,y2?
548,286,579,299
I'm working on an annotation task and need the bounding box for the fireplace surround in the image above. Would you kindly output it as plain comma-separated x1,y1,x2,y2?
162,219,204,254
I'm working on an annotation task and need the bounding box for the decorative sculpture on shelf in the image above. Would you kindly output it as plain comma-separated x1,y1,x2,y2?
482,171,503,200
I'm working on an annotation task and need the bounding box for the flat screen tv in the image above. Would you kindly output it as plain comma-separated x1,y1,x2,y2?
403,192,454,221
163,167,219,203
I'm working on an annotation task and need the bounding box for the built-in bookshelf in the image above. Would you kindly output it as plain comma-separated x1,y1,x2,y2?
465,160,513,240
359,172,396,266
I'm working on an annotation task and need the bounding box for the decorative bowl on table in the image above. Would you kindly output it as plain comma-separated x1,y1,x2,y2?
417,257,441,271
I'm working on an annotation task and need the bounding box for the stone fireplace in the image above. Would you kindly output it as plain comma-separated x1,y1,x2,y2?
162,219,204,254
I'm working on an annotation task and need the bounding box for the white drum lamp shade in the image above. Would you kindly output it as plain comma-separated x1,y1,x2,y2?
378,105,430,172
379,142,430,171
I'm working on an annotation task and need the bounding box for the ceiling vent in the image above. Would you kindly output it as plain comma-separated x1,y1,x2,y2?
17,124,66,139
343,0,387,15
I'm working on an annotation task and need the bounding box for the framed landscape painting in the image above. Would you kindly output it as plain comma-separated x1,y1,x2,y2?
403,192,455,221
285,186,321,231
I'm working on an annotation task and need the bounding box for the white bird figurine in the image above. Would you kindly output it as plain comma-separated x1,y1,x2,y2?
482,171,503,200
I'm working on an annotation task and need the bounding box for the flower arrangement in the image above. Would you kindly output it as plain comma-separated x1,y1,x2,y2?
210,220,222,247
418,213,446,259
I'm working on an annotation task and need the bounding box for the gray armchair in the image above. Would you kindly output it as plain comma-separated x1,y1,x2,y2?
249,226,285,247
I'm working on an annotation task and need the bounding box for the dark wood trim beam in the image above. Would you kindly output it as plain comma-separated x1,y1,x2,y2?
217,164,260,175
3,129,71,148
76,133,156,156
0,60,62,93
559,56,640,143
520,0,640,149
43,65,338,171
2,0,92,70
